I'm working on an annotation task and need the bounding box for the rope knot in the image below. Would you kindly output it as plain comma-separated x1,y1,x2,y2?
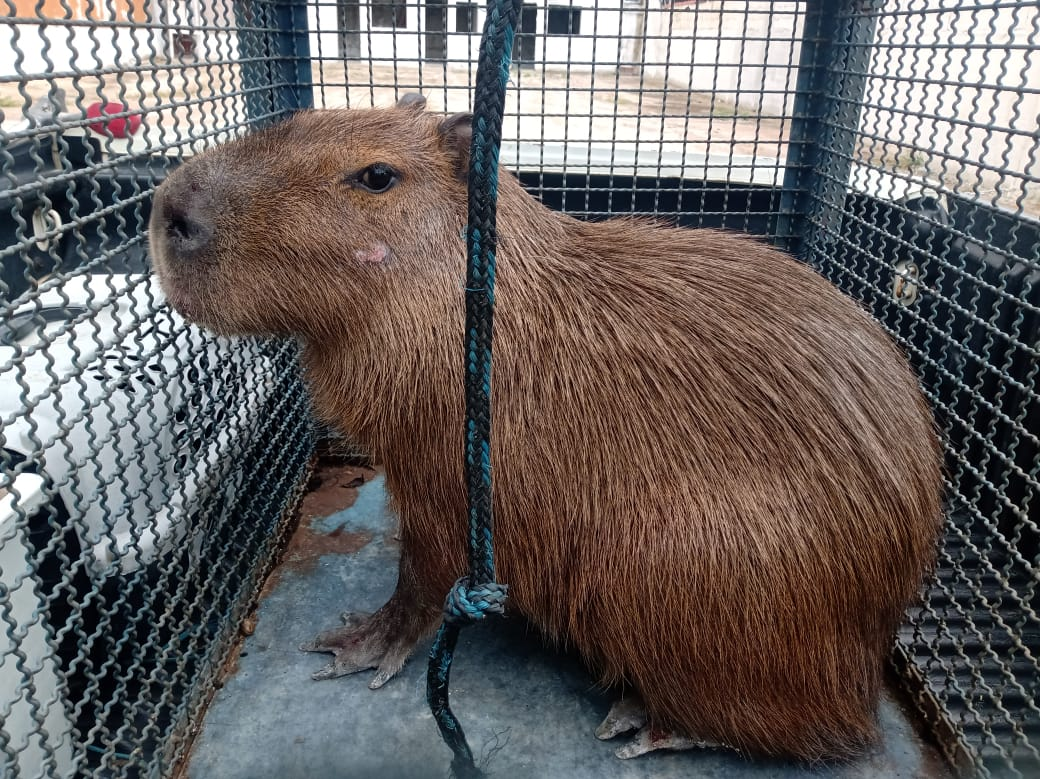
443,577,508,625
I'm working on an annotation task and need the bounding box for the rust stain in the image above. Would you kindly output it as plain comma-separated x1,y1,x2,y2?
280,524,374,573
260,461,378,598
298,461,374,520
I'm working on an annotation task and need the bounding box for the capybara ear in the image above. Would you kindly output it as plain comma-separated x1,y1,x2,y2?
437,112,472,180
396,93,427,111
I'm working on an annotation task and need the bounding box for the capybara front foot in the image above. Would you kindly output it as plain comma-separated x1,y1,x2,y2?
300,610,416,689
597,695,723,760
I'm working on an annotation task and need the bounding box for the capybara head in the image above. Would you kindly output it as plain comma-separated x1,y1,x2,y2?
149,95,470,337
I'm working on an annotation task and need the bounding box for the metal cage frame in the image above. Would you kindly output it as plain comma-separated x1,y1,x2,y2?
1,0,1037,776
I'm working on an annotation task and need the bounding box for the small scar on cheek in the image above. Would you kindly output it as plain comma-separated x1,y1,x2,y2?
355,243,392,265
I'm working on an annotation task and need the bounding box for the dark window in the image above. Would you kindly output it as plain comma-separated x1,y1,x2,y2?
455,2,478,33
338,0,361,58
371,0,407,29
517,4,537,63
546,5,580,35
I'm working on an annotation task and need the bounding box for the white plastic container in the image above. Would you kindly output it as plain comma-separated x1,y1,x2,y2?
0,272,274,578
0,471,75,779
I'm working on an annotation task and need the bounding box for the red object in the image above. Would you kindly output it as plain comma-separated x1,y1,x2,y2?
86,101,142,139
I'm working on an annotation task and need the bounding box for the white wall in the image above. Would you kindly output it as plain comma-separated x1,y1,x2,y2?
308,0,626,70
5,0,1035,202
0,24,161,78
536,0,624,69
309,1,422,63
642,1,802,117
859,0,1040,198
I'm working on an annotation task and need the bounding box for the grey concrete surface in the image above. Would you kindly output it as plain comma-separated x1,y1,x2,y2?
187,473,946,779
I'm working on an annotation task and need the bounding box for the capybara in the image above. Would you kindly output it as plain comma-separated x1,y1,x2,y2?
148,95,944,763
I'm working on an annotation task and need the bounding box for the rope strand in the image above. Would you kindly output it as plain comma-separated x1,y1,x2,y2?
426,0,522,775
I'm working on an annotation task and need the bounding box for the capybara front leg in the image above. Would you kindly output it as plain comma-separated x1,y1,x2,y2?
301,591,439,689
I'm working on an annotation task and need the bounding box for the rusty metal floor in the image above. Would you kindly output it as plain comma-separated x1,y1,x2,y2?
185,463,948,779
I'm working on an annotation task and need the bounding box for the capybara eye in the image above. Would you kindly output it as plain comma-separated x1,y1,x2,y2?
356,163,398,193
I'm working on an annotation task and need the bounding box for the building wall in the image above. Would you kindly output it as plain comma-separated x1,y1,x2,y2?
308,0,627,70
858,0,1040,197
5,0,147,21
642,1,802,117
0,26,152,76
643,0,1038,199
3,0,1035,201
1,0,165,77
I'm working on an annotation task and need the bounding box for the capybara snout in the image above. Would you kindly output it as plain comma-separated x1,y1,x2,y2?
150,95,944,763
152,172,216,262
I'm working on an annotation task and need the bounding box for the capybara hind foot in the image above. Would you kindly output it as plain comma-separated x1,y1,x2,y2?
595,695,647,740
597,696,725,760
301,611,416,689
614,727,720,760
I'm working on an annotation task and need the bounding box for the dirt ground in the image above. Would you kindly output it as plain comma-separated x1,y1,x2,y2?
0,60,789,162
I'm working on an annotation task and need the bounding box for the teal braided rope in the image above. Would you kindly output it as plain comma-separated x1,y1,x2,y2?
426,0,520,776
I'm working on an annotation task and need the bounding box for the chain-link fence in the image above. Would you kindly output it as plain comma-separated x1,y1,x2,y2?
1,0,1036,777
794,5,1039,777
0,1,315,777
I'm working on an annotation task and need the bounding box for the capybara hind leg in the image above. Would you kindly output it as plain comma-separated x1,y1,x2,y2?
595,695,648,740
614,726,725,760
301,596,439,689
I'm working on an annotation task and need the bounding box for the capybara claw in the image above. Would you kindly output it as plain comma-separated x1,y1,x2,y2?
614,726,714,759
301,611,399,684
307,643,379,682
596,695,648,740
311,659,361,682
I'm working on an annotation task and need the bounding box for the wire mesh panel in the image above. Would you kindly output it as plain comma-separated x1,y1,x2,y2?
0,2,313,777
306,0,1039,774
786,1,1039,776
309,0,807,235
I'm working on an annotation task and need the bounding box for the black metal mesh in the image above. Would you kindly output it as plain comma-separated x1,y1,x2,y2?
1,0,1037,777
790,4,1040,777
308,1,1039,774
0,2,313,777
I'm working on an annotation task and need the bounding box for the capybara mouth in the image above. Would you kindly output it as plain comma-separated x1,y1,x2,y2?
158,279,205,323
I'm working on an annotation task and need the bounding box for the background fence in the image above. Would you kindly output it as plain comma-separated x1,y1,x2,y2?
0,0,1037,777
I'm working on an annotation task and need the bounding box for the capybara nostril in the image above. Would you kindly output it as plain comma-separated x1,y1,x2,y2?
152,171,216,261
162,200,213,257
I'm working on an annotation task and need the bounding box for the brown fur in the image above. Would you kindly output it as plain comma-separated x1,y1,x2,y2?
149,102,944,763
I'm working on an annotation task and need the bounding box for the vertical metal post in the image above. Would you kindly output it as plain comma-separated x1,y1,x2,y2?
274,0,315,112
234,0,313,129
777,0,881,257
